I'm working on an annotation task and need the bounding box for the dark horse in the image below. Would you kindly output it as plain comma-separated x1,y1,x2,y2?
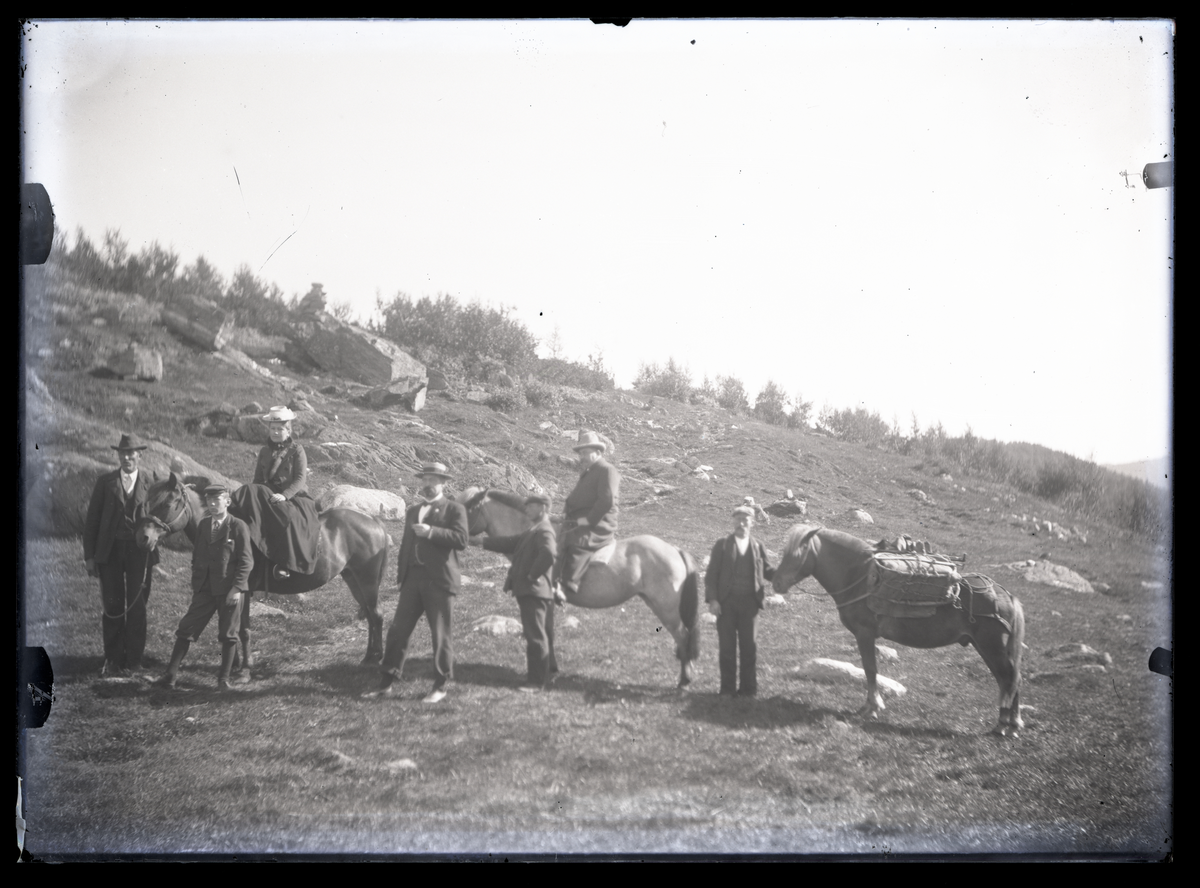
772,524,1026,736
134,473,390,666
461,488,703,688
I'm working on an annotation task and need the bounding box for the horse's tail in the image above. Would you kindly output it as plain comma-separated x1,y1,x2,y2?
1007,594,1025,679
677,549,702,663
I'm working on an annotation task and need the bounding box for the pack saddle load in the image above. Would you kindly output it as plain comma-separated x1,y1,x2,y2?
868,535,1014,630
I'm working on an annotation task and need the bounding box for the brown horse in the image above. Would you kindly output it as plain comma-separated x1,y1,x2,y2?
461,488,703,688
772,524,1026,736
133,473,389,666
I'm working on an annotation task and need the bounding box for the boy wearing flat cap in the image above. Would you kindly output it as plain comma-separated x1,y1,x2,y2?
160,485,254,691
705,504,776,697
479,493,560,691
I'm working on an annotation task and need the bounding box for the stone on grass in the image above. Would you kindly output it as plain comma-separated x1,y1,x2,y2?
793,657,907,697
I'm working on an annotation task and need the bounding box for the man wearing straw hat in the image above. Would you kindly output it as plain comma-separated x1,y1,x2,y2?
365,463,468,704
553,430,620,598
83,433,158,676
705,504,776,698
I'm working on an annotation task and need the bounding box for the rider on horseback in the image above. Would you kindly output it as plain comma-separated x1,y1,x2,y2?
228,406,321,581
553,430,620,598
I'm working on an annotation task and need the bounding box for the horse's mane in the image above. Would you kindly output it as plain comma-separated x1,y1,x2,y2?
482,488,529,512
782,524,825,561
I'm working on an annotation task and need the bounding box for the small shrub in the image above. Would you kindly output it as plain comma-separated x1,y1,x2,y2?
534,357,614,391
485,386,528,414
525,378,564,409
634,358,692,402
717,375,749,412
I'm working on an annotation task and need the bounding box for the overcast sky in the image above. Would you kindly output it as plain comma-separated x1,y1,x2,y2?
21,19,1174,465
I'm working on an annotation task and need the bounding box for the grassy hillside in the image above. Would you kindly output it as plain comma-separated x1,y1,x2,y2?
20,262,1172,858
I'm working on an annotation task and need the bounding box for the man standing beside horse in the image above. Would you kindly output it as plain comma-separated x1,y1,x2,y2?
83,433,159,677
479,493,560,692
365,463,469,704
705,504,776,698
554,431,620,598
159,484,254,692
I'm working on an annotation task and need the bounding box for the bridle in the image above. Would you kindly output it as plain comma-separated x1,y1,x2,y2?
782,527,874,609
139,488,194,538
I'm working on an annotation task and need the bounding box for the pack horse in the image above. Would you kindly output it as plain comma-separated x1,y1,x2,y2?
772,524,1026,736
462,488,703,688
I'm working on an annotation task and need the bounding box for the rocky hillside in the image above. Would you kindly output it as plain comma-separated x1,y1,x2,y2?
22,263,1165,602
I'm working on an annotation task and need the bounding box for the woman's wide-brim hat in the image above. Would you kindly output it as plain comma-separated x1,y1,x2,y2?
416,462,453,480
262,406,297,423
111,433,149,451
572,430,608,453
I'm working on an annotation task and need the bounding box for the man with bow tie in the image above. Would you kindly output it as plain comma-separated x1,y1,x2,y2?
365,463,469,704
83,433,159,677
159,485,254,691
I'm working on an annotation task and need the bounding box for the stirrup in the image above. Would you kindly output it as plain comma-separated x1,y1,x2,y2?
272,565,291,580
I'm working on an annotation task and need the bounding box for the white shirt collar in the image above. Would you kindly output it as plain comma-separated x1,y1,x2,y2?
121,469,138,491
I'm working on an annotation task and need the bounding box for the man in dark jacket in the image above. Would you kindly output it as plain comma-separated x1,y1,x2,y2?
480,494,560,691
554,431,620,597
83,433,158,676
366,463,469,704
705,505,776,697
159,485,255,691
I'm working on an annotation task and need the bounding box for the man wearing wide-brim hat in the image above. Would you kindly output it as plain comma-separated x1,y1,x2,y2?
366,463,469,704
477,493,560,691
553,431,621,598
83,433,159,677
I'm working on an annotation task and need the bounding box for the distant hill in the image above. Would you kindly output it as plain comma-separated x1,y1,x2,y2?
1103,456,1170,489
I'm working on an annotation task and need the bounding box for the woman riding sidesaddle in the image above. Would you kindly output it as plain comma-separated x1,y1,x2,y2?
228,406,320,580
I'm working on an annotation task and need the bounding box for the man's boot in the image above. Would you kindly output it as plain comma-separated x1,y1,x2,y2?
160,638,190,689
217,643,239,691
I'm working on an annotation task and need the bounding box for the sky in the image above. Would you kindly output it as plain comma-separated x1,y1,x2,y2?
21,19,1174,466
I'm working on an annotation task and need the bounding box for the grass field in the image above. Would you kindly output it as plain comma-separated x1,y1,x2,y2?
20,270,1172,858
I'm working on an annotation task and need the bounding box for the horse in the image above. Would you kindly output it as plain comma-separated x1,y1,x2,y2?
133,472,390,667
460,488,703,688
772,524,1026,736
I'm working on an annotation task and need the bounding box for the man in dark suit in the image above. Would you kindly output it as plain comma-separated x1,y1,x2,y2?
365,463,469,704
83,433,158,676
554,431,620,597
705,505,776,698
159,485,255,691
479,493,560,692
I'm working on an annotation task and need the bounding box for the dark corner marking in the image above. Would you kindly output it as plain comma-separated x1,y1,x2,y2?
1148,647,1172,678
591,19,631,27
21,647,55,729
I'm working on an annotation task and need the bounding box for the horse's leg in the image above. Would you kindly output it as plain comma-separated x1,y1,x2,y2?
854,630,885,719
972,603,1026,736
343,567,385,667
636,581,693,689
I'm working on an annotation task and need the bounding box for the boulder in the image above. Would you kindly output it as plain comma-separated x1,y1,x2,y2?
241,402,264,415
427,368,449,392
162,294,232,351
1013,560,1095,593
765,498,807,518
294,315,426,387
471,614,523,637
106,344,163,381
316,485,406,521
1044,643,1112,668
793,658,907,697
360,376,428,412
851,509,874,525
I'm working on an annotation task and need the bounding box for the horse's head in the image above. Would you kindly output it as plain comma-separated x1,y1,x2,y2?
135,472,200,550
458,487,536,537
772,524,823,594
